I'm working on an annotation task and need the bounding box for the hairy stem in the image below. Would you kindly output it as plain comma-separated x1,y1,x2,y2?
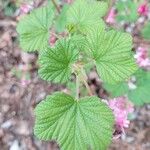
76,75,80,100
51,0,61,13
82,78,93,96
80,69,93,96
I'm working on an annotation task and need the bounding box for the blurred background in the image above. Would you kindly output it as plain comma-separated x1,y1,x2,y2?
0,0,150,150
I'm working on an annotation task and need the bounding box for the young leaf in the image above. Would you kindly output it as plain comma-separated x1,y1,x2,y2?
38,39,78,83
85,26,137,83
66,0,107,33
34,92,114,150
17,5,55,52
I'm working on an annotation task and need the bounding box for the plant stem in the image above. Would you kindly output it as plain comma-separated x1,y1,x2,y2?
82,78,93,96
76,75,80,100
73,64,93,98
80,69,93,96
51,0,61,13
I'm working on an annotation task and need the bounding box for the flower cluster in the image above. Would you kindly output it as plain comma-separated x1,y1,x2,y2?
138,2,149,16
134,47,150,69
108,97,134,139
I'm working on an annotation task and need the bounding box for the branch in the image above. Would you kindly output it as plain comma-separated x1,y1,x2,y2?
51,0,61,13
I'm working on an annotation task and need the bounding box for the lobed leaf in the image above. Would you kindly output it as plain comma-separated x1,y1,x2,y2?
34,92,114,150
38,39,79,83
17,5,55,52
67,0,107,33
85,26,137,83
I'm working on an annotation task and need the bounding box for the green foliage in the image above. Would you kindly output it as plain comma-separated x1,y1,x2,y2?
141,22,150,40
85,26,137,83
69,34,86,51
98,0,109,3
0,0,17,16
55,4,69,33
16,0,140,149
34,92,114,150
115,0,138,23
39,39,79,83
104,82,128,97
67,0,108,33
17,5,55,52
104,69,150,106
128,70,150,105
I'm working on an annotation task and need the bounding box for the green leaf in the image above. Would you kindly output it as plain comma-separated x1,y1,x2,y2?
55,4,69,33
4,1,17,16
69,34,86,50
38,39,79,83
66,0,107,33
115,0,138,23
34,92,114,150
128,70,150,105
141,22,150,40
66,81,76,97
103,69,150,105
85,26,137,83
103,82,128,97
128,84,150,106
17,5,55,52
98,0,109,3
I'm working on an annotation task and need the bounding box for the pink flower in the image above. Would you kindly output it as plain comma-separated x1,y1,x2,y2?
134,47,150,68
138,3,149,16
49,33,57,47
106,8,116,24
21,79,31,87
63,0,74,4
108,97,134,138
20,3,33,14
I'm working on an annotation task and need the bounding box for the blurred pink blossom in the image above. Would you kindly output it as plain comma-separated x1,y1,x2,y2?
138,3,149,16
21,79,31,87
64,0,74,4
20,3,33,14
108,97,134,138
134,47,150,68
49,33,57,47
106,8,116,24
